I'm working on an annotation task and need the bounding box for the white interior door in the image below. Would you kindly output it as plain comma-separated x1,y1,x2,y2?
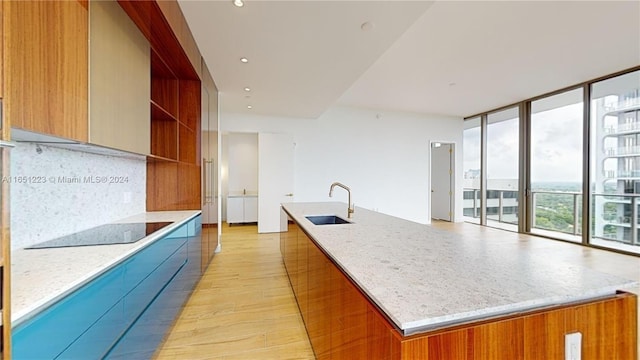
431,143,453,221
258,133,294,233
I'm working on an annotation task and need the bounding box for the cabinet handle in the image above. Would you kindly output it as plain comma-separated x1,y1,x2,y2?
204,159,215,204
285,193,294,197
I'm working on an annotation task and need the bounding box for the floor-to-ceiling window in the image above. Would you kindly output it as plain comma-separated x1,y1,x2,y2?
590,70,640,254
464,66,640,255
463,117,481,224
486,107,519,230
530,88,583,242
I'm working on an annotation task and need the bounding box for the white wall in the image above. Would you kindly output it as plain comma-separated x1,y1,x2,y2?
226,133,258,195
10,143,146,249
221,105,463,224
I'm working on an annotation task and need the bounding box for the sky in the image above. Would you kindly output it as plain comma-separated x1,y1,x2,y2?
463,103,583,183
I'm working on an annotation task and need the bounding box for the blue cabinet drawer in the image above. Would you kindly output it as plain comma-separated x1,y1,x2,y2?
56,299,126,359
123,234,188,295
124,240,188,321
13,266,124,359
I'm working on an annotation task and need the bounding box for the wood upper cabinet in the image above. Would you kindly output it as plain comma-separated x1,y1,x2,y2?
4,0,151,154
4,0,89,141
89,0,150,155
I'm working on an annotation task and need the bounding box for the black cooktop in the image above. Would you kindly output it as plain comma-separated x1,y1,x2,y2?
26,222,173,249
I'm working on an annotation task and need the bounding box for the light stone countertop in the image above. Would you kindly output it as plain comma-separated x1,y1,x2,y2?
282,202,638,335
11,210,200,326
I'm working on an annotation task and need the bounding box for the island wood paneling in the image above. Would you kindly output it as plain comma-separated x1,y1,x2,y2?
523,309,565,359
331,264,368,359
566,293,638,360
283,220,639,360
367,304,395,360
296,227,309,326
306,235,332,360
5,0,88,141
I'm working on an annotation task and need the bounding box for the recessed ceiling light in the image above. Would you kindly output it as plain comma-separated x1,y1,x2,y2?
247,105,252,109
233,0,244,7
244,87,251,92
240,57,248,63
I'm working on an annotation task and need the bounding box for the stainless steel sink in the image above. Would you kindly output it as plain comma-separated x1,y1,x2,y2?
305,215,352,225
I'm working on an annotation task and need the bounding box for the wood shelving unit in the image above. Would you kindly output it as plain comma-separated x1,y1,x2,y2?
125,5,201,211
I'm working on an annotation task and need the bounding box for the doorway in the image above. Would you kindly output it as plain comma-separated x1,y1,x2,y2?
431,141,455,222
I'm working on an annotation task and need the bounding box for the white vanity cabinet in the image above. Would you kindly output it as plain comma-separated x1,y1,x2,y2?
227,195,258,224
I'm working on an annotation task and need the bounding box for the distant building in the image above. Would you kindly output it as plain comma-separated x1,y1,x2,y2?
463,178,518,224
594,87,640,245
464,169,480,179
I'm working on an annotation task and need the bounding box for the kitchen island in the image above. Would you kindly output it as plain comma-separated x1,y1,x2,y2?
281,202,638,359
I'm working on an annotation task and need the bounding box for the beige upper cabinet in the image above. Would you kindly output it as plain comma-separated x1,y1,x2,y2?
89,0,150,155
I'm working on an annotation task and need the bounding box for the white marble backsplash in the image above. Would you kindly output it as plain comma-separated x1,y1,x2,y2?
10,143,146,250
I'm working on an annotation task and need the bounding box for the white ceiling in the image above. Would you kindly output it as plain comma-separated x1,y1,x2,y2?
179,0,640,119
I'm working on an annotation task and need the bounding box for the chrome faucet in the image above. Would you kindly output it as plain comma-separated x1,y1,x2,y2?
329,182,354,218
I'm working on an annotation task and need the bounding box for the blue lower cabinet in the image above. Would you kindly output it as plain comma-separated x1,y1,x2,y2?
57,300,126,359
123,240,188,322
12,215,203,360
12,265,124,359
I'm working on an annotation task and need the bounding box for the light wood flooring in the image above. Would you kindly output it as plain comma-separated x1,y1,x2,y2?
154,224,315,360
155,221,640,359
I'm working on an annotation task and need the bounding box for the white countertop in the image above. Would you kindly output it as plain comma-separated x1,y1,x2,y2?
11,210,200,326
282,202,638,335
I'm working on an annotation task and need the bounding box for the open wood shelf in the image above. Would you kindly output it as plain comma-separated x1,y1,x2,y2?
178,80,200,132
151,101,176,122
178,124,196,164
151,50,178,118
123,1,202,212
151,117,177,160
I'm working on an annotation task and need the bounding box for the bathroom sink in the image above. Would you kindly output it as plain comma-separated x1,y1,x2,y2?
306,215,351,225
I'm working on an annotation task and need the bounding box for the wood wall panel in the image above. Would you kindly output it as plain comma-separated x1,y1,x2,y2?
147,161,178,211
177,162,201,210
178,80,201,131
5,0,88,141
150,119,177,160
178,124,196,164
151,77,178,117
